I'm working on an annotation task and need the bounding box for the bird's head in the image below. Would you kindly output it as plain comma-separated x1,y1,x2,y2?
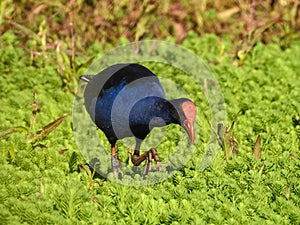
170,98,196,144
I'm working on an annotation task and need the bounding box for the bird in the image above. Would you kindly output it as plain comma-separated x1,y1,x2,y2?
80,63,196,178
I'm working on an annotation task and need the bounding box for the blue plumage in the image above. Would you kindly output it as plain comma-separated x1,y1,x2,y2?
81,63,196,178
82,64,168,144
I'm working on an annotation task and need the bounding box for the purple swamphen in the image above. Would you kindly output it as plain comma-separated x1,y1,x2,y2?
80,63,196,178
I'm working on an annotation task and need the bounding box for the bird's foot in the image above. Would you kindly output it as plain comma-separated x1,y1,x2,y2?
131,148,161,178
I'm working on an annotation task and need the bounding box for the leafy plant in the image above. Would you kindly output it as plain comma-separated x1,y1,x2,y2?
0,89,68,147
0,1,300,224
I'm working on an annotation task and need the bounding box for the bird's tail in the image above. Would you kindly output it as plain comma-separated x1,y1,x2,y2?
80,75,94,83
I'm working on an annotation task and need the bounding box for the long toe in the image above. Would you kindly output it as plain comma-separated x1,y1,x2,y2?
149,148,161,172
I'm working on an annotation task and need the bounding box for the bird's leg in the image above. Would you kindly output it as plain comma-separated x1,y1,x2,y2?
150,148,162,172
131,141,146,166
111,145,119,179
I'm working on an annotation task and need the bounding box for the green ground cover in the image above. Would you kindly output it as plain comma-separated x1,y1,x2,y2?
1,1,300,224
0,29,299,224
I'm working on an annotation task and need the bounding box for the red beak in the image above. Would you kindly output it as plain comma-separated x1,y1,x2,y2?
183,120,195,144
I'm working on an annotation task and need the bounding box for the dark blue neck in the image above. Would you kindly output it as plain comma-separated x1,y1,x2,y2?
129,96,181,128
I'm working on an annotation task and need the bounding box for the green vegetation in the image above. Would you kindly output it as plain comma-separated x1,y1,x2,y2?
1,1,300,224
